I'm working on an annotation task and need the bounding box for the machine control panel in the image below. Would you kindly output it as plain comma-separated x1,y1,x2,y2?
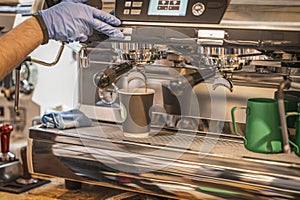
115,0,230,24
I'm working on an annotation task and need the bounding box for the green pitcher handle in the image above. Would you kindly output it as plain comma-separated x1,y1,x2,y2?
286,112,300,154
286,112,300,118
231,106,247,145
289,140,300,155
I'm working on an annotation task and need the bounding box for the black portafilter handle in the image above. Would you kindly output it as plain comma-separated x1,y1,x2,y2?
186,68,216,86
95,62,133,89
169,68,216,95
20,146,31,179
16,146,39,184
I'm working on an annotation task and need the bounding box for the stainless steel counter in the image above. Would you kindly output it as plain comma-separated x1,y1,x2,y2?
28,122,300,199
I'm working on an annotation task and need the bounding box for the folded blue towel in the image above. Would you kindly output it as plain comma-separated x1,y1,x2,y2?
41,109,92,129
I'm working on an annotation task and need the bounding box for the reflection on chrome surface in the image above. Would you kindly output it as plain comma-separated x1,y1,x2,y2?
28,123,300,199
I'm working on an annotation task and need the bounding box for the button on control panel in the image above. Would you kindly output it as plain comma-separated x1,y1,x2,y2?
122,0,143,15
131,9,142,15
123,9,130,15
124,1,132,7
132,2,143,7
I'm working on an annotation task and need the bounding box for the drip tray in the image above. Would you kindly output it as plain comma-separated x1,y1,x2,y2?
0,179,50,194
29,121,300,179
49,122,300,166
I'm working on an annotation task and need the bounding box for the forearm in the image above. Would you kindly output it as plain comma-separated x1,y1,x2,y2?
0,17,43,80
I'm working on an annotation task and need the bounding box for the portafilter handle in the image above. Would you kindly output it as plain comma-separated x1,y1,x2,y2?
169,68,216,95
0,123,15,161
95,61,133,89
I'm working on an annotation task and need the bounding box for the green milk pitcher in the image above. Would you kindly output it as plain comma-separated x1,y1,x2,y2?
231,98,283,153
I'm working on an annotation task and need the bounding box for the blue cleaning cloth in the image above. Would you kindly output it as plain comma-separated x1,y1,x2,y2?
41,109,92,129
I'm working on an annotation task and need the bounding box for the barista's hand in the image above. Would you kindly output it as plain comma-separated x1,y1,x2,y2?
38,2,123,42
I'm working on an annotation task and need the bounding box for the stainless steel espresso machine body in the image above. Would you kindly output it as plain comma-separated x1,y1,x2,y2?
28,1,300,199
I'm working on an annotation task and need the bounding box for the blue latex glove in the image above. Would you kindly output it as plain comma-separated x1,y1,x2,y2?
38,2,123,42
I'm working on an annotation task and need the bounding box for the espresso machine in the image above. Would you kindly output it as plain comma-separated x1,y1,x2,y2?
27,0,300,199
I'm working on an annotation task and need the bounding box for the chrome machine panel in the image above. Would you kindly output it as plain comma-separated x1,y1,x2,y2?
28,0,300,199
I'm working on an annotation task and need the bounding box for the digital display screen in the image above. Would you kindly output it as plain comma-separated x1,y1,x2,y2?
148,0,188,16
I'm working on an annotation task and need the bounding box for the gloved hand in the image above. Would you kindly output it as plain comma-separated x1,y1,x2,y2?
38,1,123,42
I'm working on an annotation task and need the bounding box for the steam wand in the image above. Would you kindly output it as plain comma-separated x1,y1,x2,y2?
27,42,65,66
14,66,21,113
277,76,292,153
13,42,65,113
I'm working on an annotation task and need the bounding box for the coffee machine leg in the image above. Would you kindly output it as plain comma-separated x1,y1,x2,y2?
65,180,82,190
